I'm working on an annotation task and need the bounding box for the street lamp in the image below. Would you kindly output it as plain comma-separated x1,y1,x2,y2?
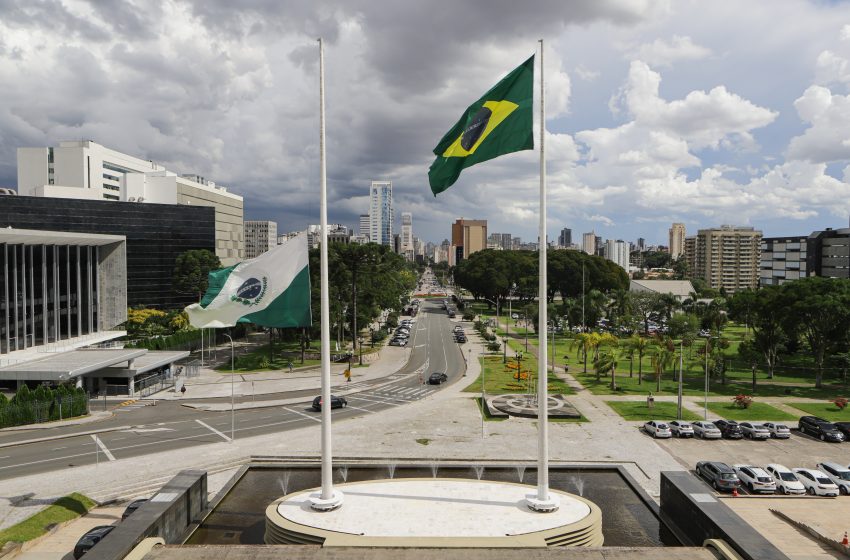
703,335,718,420
369,327,374,348
222,333,235,442
502,337,508,363
358,336,364,366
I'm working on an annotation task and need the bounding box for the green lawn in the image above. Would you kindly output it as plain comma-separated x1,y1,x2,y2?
705,401,800,421
605,400,700,421
464,337,573,395
0,493,96,547
215,342,322,372
786,402,850,421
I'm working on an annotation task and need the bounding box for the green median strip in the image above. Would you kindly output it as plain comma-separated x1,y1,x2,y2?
785,402,850,422
0,493,96,547
705,401,799,421
605,400,700,422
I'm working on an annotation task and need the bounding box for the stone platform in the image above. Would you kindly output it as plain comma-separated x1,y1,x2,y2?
487,394,581,419
265,478,603,547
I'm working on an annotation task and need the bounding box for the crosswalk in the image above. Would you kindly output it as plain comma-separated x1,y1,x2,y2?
115,401,153,412
371,382,435,400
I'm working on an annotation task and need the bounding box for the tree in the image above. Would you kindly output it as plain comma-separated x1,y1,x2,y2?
629,335,652,385
594,350,618,390
173,249,222,301
658,293,681,322
667,313,699,340
747,286,787,380
651,337,676,392
630,291,663,334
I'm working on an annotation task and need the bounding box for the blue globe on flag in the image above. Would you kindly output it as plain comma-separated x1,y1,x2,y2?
236,278,263,301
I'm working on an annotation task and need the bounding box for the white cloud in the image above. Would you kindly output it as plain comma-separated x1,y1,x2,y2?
629,35,712,67
786,85,850,162
574,65,599,82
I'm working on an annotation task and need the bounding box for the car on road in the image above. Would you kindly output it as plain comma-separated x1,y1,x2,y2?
765,464,806,495
455,335,466,343
669,420,694,438
739,422,771,440
643,420,672,438
713,419,744,439
311,395,347,411
762,422,792,439
389,338,407,347
835,422,850,440
691,421,722,439
73,525,115,559
793,467,839,496
121,498,149,520
798,416,846,442
696,461,741,492
428,372,448,385
453,326,464,332
816,462,850,495
733,465,776,494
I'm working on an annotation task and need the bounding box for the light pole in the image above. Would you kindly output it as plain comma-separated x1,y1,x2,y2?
507,283,516,341
502,336,508,363
359,336,364,366
704,336,712,420
677,339,683,420
223,333,234,442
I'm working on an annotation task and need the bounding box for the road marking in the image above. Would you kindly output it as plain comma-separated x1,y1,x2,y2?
91,435,116,461
282,406,321,422
52,446,67,450
0,456,9,460
348,394,407,407
344,404,374,413
195,419,231,442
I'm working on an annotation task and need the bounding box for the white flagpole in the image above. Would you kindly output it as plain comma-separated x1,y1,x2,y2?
528,38,559,513
311,37,343,511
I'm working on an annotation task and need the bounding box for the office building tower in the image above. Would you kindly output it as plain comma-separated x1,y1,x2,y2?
558,228,572,247
369,181,393,246
17,140,243,266
637,237,646,251
401,212,414,260
805,228,850,279
451,219,487,263
359,214,370,242
686,226,762,293
760,236,809,286
244,221,278,259
605,239,629,271
581,232,596,255
669,223,686,260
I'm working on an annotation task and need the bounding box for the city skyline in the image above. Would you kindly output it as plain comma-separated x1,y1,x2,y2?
5,2,850,244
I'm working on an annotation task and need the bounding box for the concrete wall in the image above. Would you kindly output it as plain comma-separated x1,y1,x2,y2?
86,470,208,560
98,241,128,330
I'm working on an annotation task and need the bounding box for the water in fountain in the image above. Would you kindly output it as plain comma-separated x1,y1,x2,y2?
515,465,526,483
387,463,397,479
337,465,349,483
278,470,291,496
430,461,439,478
570,474,585,497
473,465,485,480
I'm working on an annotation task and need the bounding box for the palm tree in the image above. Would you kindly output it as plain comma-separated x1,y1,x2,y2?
569,333,595,373
651,337,676,392
659,293,681,322
594,350,618,390
629,335,651,385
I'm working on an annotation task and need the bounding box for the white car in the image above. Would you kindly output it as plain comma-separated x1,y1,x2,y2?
669,420,694,438
739,422,771,440
733,464,776,494
762,422,792,439
644,420,672,438
816,462,850,495
765,464,806,495
691,420,722,439
793,468,840,497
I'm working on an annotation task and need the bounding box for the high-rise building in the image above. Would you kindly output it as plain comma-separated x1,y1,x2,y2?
16,140,244,266
686,226,762,294
669,223,686,260
369,181,393,246
243,221,278,259
807,228,850,279
558,228,572,247
760,235,809,286
451,219,487,263
400,212,414,260
637,237,646,251
582,232,596,255
605,239,629,271
358,214,370,242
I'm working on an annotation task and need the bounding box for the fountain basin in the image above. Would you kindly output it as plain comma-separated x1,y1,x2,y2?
265,478,603,547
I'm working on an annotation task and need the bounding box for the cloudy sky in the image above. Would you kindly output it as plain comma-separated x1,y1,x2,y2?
3,0,850,246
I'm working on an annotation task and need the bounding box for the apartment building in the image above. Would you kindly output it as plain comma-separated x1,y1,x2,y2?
244,221,278,259
669,223,686,259
686,226,762,293
451,219,487,263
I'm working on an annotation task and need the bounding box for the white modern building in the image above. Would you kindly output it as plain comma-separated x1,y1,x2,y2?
401,212,414,260
605,239,629,271
359,214,370,242
17,140,244,266
582,232,596,255
244,221,277,259
669,223,686,260
369,181,393,247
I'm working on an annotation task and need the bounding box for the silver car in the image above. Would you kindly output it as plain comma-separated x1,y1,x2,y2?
762,422,792,439
669,420,694,438
692,420,722,439
739,422,770,440
644,420,672,438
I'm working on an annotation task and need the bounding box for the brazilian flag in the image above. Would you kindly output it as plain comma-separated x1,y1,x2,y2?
429,55,534,196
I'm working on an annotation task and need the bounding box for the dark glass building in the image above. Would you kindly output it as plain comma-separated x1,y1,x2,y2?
0,196,214,309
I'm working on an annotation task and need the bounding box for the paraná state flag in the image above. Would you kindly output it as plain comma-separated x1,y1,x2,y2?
185,232,312,328
428,55,534,196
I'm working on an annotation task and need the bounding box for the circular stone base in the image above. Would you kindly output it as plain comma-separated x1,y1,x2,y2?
265,478,603,547
489,394,581,419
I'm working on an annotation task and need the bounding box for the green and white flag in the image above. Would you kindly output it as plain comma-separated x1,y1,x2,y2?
185,232,312,328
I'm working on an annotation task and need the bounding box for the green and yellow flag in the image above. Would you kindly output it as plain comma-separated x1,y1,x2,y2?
429,55,534,196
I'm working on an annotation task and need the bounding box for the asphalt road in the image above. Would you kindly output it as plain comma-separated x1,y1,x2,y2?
0,300,466,480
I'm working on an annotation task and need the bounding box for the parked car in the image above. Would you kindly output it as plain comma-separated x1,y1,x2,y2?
816,462,850,495
762,422,792,439
311,395,347,411
765,464,806,495
455,335,467,343
696,461,741,492
798,416,846,442
669,420,694,438
121,498,148,520
428,372,449,385
644,420,672,438
453,326,464,333
691,421,722,439
73,526,116,559
739,422,770,440
733,465,776,494
835,422,850,440
389,338,407,347
793,467,839,496
713,419,744,439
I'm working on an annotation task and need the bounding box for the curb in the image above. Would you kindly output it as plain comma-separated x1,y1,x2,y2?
0,425,133,449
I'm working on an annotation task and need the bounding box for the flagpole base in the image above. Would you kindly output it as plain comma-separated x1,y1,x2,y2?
526,493,560,513
309,490,344,512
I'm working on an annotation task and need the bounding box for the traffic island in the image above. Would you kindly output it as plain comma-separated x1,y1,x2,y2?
487,394,581,419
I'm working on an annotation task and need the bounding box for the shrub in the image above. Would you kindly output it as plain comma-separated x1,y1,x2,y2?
462,311,475,321
258,357,271,369
833,397,848,410
732,394,753,409
486,341,501,352
473,320,484,332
